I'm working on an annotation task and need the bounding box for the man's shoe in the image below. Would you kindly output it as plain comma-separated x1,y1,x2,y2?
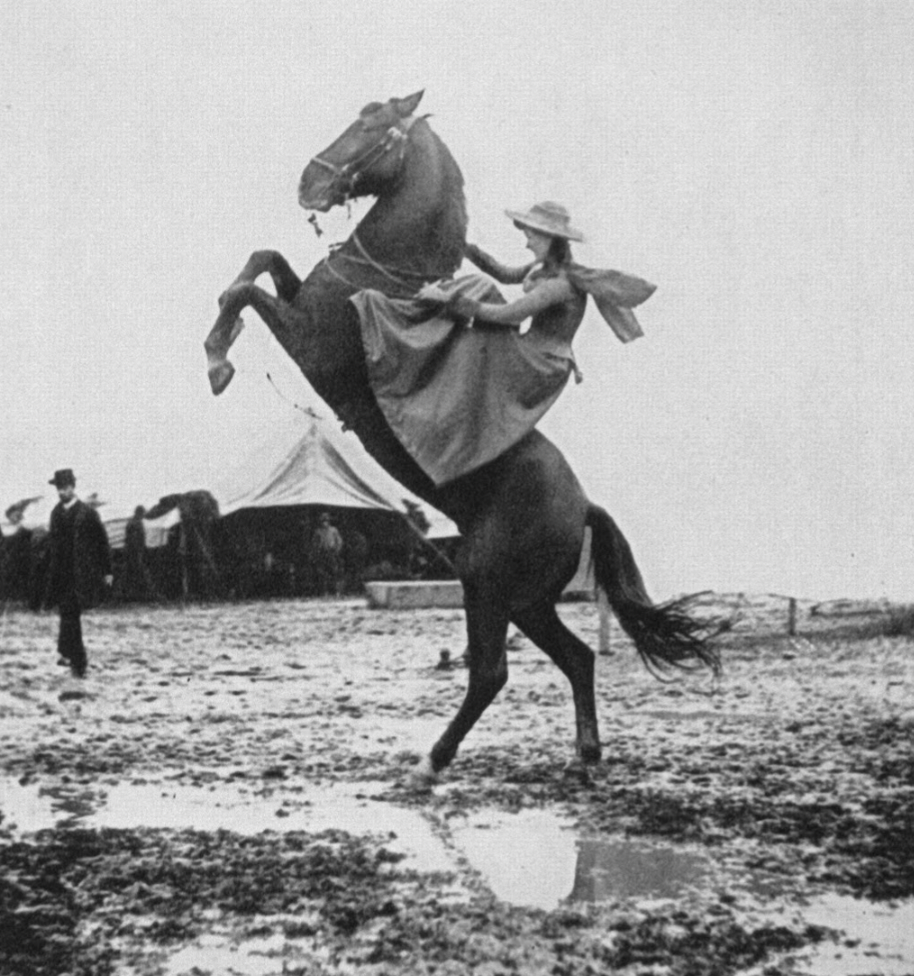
57,657,70,667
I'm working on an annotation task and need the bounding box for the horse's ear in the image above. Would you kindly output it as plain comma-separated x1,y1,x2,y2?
394,90,424,118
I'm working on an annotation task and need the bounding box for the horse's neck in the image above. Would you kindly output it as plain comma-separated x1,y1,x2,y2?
297,123,467,506
351,122,466,278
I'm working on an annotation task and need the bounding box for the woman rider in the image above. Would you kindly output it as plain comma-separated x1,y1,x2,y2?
350,201,655,486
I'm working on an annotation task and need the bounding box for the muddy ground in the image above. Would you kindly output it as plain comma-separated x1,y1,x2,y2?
1,593,913,975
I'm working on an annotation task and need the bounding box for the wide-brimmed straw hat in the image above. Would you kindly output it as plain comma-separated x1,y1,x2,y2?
504,201,585,242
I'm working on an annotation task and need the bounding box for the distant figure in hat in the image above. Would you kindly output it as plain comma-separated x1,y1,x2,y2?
1,500,35,606
352,201,656,486
44,469,112,677
310,512,344,597
122,505,149,602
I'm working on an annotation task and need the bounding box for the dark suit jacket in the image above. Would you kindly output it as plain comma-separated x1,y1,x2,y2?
46,499,112,610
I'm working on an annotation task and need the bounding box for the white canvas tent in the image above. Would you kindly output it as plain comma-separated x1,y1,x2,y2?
212,412,458,538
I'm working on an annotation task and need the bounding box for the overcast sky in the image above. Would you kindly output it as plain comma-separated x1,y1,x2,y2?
2,1,913,601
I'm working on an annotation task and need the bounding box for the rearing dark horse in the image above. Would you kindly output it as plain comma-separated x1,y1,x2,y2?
205,90,719,784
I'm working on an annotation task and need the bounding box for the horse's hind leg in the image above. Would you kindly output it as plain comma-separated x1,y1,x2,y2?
419,586,510,783
205,250,302,395
512,603,601,764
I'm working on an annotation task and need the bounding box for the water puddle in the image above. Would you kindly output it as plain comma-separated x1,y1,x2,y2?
4,775,913,972
0,776,453,874
164,932,315,976
451,808,710,910
772,893,914,976
166,939,280,976
1,777,64,833
451,811,914,968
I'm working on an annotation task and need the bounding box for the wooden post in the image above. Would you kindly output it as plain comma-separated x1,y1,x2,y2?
597,588,612,655
180,524,189,601
788,597,797,636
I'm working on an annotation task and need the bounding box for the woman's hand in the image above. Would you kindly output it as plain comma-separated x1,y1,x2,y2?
417,282,450,304
416,282,479,320
448,294,479,319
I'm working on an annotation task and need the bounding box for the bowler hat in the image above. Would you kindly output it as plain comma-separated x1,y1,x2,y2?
504,201,585,242
49,468,76,488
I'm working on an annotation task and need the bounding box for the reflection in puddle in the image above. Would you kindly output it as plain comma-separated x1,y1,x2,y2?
567,835,708,904
451,808,710,909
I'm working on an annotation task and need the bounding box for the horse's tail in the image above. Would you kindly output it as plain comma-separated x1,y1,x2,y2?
586,504,721,679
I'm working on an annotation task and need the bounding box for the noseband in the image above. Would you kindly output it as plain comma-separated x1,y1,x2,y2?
308,116,414,201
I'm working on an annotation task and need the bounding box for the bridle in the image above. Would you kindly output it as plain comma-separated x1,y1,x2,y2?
308,113,453,290
307,115,416,202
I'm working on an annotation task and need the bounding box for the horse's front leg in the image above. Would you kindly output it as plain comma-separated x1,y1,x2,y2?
205,282,292,394
228,250,302,303
205,308,245,395
205,251,302,395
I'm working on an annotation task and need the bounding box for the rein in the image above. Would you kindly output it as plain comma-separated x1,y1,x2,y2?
322,232,451,295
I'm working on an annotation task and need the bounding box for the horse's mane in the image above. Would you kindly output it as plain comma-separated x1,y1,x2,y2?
422,120,468,275
356,116,467,280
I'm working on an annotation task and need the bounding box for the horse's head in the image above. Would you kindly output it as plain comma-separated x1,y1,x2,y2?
299,91,424,212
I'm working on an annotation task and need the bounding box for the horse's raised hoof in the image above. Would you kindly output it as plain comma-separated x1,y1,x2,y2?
406,755,440,793
208,360,236,396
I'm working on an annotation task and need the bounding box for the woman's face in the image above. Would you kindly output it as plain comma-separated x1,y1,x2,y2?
521,226,554,261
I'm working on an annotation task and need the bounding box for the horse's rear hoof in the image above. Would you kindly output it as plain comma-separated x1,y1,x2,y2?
580,742,602,765
406,755,439,793
208,361,235,396
562,758,594,784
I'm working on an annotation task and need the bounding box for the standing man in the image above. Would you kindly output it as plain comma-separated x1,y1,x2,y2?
45,469,112,677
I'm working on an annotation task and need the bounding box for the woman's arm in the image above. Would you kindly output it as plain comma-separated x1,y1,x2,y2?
464,243,533,285
453,276,575,326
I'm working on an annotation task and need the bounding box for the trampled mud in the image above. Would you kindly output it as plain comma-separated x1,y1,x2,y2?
2,596,913,974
